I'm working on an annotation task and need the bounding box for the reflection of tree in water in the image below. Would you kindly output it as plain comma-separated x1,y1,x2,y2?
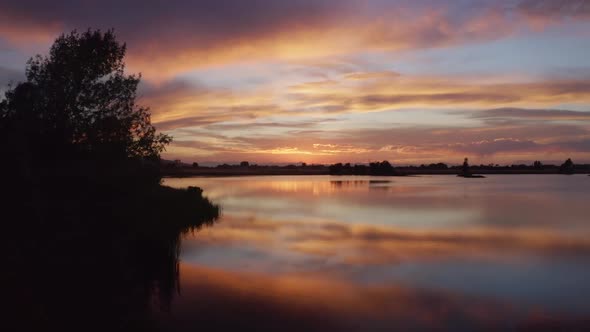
330,180,392,188
4,179,219,332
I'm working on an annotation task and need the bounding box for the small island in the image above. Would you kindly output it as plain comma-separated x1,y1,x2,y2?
457,158,486,178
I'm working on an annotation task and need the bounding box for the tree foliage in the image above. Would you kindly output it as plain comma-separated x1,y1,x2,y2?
0,29,170,162
328,161,399,176
559,158,575,174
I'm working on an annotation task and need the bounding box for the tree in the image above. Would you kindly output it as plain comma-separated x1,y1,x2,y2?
240,161,250,167
329,163,344,175
369,160,396,176
0,29,170,163
559,158,575,174
428,163,448,170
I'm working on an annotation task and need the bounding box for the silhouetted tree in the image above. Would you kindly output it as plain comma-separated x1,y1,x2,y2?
0,29,170,164
329,161,398,176
428,163,448,170
192,162,199,168
559,158,575,174
240,161,250,167
353,164,368,175
329,163,344,175
369,160,396,176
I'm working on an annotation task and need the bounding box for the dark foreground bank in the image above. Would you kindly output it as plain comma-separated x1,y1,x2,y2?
3,167,219,332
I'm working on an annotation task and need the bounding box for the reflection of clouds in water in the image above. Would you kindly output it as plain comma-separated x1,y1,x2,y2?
161,264,589,332
184,215,590,268
165,175,590,231
181,214,590,313
165,175,590,318
168,264,515,331
330,179,392,187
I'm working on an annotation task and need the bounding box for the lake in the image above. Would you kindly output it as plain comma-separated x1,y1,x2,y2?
161,175,590,331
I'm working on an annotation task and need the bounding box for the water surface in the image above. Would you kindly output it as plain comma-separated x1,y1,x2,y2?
162,175,590,331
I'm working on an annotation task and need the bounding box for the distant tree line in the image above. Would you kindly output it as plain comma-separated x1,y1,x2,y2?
324,158,586,176
328,161,401,176
165,160,326,170
162,158,589,175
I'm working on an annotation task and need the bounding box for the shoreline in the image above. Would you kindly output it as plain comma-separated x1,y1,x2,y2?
162,168,590,177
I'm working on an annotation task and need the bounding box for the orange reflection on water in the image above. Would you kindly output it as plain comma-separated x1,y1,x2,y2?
186,214,590,265
164,175,590,328
160,264,590,332
161,264,514,331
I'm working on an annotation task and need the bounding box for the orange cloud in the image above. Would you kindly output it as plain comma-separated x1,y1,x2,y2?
518,0,590,29
1,1,588,79
145,73,590,134
288,75,590,112
148,70,590,163
126,8,521,80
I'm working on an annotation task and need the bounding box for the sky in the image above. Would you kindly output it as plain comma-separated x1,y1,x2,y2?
1,0,590,165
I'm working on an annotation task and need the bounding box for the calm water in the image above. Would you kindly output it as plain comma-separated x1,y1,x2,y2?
162,175,590,331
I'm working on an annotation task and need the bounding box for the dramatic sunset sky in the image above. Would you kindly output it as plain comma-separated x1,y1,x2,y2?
1,0,589,165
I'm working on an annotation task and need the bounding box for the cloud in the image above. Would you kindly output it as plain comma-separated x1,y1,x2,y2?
358,92,521,107
288,77,590,112
1,1,588,79
138,79,287,130
518,0,590,19
448,138,542,156
161,115,590,163
343,71,401,81
143,70,590,136
66,61,590,159
0,66,26,96
205,118,341,131
0,66,24,87
557,139,590,151
2,1,589,164
469,107,590,121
